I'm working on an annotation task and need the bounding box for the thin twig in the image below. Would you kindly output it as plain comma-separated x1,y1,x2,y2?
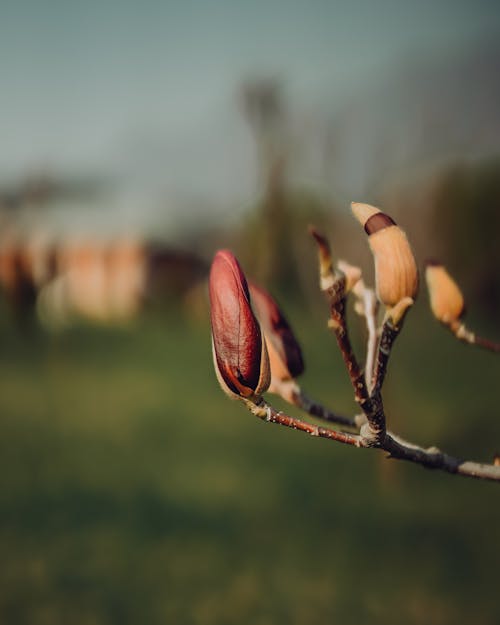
310,227,386,443
246,398,362,447
382,434,500,482
371,319,400,395
446,321,500,353
329,295,387,444
473,335,500,352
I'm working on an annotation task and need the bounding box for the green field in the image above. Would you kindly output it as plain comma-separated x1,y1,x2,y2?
0,301,499,625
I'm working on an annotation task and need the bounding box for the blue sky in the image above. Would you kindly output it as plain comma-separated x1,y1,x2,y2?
1,0,500,230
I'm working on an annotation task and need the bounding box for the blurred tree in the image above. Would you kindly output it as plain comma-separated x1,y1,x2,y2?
239,79,296,291
239,79,335,299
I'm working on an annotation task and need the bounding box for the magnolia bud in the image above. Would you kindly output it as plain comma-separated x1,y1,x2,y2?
351,202,418,308
248,281,304,383
209,250,270,400
424,261,465,325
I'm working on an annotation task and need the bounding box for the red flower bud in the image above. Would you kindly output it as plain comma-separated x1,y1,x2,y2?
249,281,304,381
209,250,270,400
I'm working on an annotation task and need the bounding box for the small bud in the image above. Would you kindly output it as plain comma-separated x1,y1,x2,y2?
424,261,465,325
351,202,418,308
209,250,270,400
249,281,304,383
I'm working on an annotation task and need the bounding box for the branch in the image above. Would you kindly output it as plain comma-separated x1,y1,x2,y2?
371,298,414,395
452,322,500,353
310,228,386,443
371,318,399,395
243,399,500,482
382,434,500,482
246,398,361,447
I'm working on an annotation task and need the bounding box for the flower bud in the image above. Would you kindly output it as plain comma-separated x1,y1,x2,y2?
209,250,270,400
424,261,465,325
351,202,418,308
248,281,304,382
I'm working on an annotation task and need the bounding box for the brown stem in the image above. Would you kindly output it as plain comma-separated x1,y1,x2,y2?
471,335,500,353
329,300,386,443
310,227,385,443
329,299,368,404
451,322,500,353
371,320,400,395
382,434,500,482
247,399,361,447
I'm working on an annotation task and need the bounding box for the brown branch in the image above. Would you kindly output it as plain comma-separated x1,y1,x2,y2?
473,335,500,352
382,434,500,482
310,227,386,443
246,398,361,447
447,321,500,353
243,399,500,482
371,319,400,395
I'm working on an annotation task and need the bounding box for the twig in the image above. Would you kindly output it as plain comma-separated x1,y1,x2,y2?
382,434,500,482
243,399,500,482
452,323,500,353
473,335,500,352
246,398,362,447
310,228,386,443
371,318,400,395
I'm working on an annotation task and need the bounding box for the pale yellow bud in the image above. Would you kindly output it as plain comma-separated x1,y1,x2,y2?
351,202,418,308
424,262,465,325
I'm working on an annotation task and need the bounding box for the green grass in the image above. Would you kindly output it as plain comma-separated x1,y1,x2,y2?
0,303,499,624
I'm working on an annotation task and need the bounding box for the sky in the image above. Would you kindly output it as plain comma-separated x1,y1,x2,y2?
1,0,500,232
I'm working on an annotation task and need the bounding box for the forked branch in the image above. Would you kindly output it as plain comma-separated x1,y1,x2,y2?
208,203,500,484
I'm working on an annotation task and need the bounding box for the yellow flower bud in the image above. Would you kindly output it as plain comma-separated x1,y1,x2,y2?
424,261,465,325
351,202,418,308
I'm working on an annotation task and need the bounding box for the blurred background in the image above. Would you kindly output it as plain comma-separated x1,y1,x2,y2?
1,1,500,623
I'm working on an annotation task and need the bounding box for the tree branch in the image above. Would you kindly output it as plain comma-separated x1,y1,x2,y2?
310,228,386,443
246,398,361,447
243,399,500,482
